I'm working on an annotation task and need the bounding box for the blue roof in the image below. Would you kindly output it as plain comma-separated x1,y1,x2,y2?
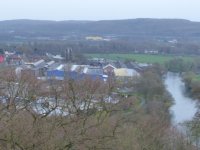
47,70,65,78
47,70,106,81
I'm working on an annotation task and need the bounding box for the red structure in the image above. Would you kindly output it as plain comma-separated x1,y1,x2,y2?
0,55,4,63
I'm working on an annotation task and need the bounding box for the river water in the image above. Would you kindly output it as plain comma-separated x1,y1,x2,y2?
164,72,198,125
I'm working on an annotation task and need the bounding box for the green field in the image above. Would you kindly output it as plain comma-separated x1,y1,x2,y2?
194,76,200,81
85,53,197,64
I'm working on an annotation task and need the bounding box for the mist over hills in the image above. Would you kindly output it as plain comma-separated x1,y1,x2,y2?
0,18,200,41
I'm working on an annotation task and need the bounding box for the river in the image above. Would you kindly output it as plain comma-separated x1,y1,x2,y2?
164,72,198,125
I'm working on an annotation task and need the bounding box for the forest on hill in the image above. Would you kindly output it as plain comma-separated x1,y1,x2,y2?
1,19,200,41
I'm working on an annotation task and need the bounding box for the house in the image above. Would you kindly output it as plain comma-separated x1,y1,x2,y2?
22,59,47,77
84,67,103,75
33,60,47,77
7,55,22,65
103,64,116,76
84,66,108,82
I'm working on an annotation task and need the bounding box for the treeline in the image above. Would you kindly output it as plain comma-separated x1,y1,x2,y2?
183,72,200,99
2,39,200,56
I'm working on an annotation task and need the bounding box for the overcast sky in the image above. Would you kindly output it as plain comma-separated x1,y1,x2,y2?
0,0,199,21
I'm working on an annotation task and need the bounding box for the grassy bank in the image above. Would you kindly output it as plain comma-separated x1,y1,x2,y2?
85,53,197,64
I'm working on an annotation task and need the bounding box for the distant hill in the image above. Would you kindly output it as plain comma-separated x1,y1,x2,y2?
1,19,200,41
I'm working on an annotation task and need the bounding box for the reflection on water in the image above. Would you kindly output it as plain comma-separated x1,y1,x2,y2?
164,72,197,125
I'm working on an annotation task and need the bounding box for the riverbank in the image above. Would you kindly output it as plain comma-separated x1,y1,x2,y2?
164,73,200,148
164,72,197,125
182,72,200,100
